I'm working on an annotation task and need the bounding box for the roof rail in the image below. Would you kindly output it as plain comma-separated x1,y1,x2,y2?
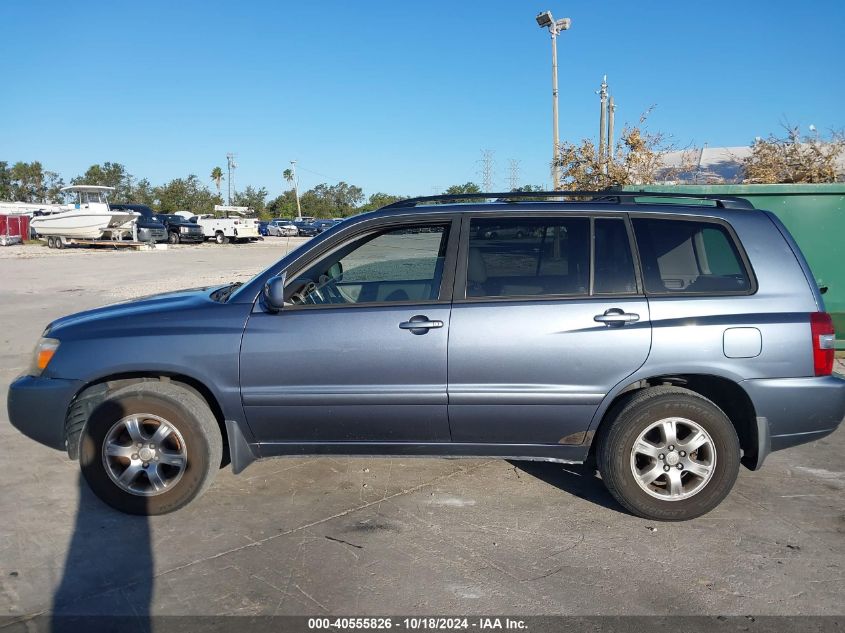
382,189,755,210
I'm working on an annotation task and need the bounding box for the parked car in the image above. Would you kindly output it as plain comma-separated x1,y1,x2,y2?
258,221,269,236
155,213,205,244
296,222,320,237
313,219,342,233
8,191,844,518
108,204,169,243
267,219,298,237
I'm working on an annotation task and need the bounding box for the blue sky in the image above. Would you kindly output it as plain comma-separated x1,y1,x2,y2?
2,0,843,199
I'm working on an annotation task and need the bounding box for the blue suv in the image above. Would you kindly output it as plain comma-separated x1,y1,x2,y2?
8,191,844,519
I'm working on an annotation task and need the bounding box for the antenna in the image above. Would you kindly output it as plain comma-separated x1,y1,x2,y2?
479,149,495,192
507,159,521,191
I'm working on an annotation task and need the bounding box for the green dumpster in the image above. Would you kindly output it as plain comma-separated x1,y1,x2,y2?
621,184,845,349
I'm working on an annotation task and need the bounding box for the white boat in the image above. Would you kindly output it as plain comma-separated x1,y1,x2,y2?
29,186,138,240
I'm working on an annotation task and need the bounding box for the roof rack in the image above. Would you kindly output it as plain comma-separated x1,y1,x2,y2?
382,189,755,210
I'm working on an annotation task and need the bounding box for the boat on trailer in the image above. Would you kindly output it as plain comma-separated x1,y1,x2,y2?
29,186,137,240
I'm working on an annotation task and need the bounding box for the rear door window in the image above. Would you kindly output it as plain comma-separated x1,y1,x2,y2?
466,217,590,298
632,218,752,294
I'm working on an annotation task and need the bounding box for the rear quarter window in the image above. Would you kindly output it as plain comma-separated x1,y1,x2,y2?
632,218,752,295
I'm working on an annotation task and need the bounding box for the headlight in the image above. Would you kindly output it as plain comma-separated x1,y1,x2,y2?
28,337,60,376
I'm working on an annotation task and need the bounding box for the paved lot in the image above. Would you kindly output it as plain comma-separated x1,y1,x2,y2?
1,239,843,620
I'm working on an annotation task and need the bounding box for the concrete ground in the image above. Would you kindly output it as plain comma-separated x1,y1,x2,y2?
0,239,843,620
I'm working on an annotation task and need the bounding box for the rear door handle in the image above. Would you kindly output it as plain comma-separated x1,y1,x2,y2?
399,315,444,334
594,308,640,327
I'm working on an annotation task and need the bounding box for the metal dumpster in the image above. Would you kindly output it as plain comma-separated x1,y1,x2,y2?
621,184,845,349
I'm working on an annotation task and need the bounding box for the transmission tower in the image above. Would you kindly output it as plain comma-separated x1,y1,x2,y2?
507,159,521,191
479,149,495,192
226,153,237,205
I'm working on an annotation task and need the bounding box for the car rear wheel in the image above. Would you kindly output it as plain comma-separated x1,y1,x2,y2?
168,231,180,244
78,382,222,515
597,386,740,521
215,231,225,244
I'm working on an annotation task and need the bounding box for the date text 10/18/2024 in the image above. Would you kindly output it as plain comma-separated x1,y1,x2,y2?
307,617,528,630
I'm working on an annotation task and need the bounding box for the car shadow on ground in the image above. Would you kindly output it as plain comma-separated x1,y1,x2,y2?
507,460,629,515
50,472,152,631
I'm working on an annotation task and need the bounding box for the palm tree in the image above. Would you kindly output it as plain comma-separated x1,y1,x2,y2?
210,166,224,201
283,168,302,218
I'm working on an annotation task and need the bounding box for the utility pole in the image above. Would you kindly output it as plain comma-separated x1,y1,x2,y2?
508,159,521,191
226,153,237,205
598,75,608,173
607,95,616,168
480,149,495,192
535,11,572,191
290,160,302,219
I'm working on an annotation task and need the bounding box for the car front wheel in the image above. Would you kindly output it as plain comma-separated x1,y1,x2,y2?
597,386,740,521
78,382,222,515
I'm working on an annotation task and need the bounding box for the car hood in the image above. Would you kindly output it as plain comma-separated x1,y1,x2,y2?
46,286,220,336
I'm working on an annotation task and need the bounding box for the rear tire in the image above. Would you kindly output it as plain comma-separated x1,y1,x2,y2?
78,382,222,515
215,231,225,245
47,236,55,248
55,237,65,249
597,386,740,521
168,231,180,244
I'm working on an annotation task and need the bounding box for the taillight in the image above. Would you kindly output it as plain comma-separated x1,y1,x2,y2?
810,312,835,376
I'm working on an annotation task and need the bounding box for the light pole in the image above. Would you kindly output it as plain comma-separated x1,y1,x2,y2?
536,10,571,190
290,160,302,219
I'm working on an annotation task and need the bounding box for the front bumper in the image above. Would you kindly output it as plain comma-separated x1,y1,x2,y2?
742,374,845,467
179,231,205,242
7,375,85,451
138,227,168,242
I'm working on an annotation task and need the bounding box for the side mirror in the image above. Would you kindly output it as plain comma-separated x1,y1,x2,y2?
263,273,286,313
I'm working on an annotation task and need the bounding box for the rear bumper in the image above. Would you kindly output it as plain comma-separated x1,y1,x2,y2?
741,374,845,467
7,375,84,451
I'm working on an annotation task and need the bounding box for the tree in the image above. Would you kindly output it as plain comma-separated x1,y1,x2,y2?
555,111,694,190
282,168,294,186
154,175,220,214
130,178,157,207
266,190,299,217
359,192,404,211
299,182,365,217
72,162,134,202
232,185,268,217
0,162,12,200
742,126,845,184
210,166,224,199
441,182,481,203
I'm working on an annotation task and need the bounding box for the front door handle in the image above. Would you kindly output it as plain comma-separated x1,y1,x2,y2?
399,315,444,334
594,308,640,327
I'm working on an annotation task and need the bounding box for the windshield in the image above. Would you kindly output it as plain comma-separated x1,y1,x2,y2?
80,191,106,204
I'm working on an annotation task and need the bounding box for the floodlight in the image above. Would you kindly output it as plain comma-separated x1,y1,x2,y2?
556,18,571,30
536,11,553,28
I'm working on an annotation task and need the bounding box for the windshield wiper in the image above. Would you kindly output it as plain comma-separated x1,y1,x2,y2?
211,282,243,303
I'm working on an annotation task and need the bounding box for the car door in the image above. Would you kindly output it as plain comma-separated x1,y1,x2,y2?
240,217,459,445
448,213,651,445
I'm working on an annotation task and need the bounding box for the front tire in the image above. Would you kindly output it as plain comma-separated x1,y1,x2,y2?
597,386,740,521
78,382,222,515
215,231,225,244
168,231,180,244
